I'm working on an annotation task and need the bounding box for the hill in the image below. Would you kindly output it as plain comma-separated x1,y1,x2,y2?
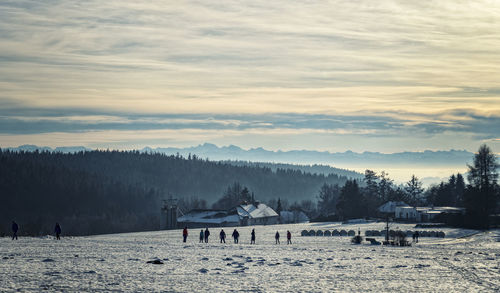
0,149,353,235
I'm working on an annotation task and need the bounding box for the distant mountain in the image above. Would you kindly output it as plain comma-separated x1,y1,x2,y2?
144,143,474,168
6,144,90,153
4,143,474,175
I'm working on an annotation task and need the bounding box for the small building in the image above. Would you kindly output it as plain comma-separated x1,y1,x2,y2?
394,206,465,222
279,210,309,224
177,202,279,228
177,209,240,228
378,201,411,216
416,206,465,222
235,202,279,225
395,206,418,220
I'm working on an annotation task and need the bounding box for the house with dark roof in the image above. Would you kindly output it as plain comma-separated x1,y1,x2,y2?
177,202,279,228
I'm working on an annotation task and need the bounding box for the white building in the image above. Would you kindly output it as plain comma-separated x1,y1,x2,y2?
177,209,240,228
394,206,465,222
177,202,279,228
279,210,309,224
378,201,410,214
235,202,279,225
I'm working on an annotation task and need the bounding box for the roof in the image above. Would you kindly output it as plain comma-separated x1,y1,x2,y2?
177,210,240,224
236,203,278,219
378,201,410,213
280,210,309,223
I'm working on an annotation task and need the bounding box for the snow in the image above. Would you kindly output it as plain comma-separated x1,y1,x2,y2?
237,203,278,219
378,201,409,213
1,222,499,292
177,210,240,225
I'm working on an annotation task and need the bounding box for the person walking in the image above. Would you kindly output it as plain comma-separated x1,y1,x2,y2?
232,229,239,244
415,231,419,243
199,229,204,243
287,230,292,244
54,223,62,240
220,229,226,243
11,221,18,240
250,228,256,244
275,231,280,244
182,227,188,243
204,228,210,243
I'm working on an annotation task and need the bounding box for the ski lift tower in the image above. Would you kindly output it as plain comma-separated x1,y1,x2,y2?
161,196,178,230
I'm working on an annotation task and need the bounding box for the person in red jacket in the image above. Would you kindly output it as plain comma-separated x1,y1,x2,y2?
182,227,188,243
287,230,292,244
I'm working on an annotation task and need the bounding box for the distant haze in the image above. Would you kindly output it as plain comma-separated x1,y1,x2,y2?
1,1,500,155
6,144,473,185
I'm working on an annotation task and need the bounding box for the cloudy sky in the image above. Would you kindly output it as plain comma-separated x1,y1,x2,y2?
1,0,499,153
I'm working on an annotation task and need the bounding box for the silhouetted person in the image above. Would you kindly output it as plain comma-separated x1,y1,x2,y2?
415,231,419,243
199,229,204,243
182,227,188,243
11,221,18,240
250,229,256,244
54,223,62,240
412,232,416,242
204,228,210,243
287,230,292,244
220,229,226,243
232,229,239,244
275,231,280,244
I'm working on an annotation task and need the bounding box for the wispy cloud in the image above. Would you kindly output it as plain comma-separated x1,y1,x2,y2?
1,0,499,151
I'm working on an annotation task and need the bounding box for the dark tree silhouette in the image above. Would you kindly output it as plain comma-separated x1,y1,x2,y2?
464,144,499,228
405,175,424,206
336,179,364,219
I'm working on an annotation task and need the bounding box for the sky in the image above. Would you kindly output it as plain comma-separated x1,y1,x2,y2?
1,0,499,154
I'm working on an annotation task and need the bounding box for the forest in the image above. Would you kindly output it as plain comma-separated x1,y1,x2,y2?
1,145,497,236
0,149,351,236
307,145,499,229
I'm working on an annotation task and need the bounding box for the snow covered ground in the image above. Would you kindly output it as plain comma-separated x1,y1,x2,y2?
1,222,499,292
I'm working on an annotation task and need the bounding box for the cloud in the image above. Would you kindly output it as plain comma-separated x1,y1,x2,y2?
1,0,500,151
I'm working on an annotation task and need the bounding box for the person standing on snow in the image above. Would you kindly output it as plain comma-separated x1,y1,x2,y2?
54,223,62,240
220,229,226,243
182,227,188,243
287,230,292,244
204,228,210,243
199,229,204,243
11,221,18,240
250,229,256,244
232,229,239,244
275,231,280,244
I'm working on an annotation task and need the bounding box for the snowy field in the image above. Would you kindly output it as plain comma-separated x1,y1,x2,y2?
1,222,499,292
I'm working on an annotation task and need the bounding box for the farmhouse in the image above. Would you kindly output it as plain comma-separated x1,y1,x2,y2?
394,205,465,222
177,202,279,228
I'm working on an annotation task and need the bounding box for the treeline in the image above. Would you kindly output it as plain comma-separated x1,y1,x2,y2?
296,145,499,229
222,160,363,179
0,149,351,235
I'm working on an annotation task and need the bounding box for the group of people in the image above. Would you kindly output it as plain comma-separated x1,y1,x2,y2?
183,227,292,245
9,221,62,240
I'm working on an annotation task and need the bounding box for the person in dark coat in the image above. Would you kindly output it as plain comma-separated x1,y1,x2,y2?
250,229,256,244
232,229,239,244
220,229,226,243
287,230,292,244
54,223,62,240
199,229,204,243
275,231,280,244
182,227,188,243
204,228,210,243
415,231,419,243
11,221,18,240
